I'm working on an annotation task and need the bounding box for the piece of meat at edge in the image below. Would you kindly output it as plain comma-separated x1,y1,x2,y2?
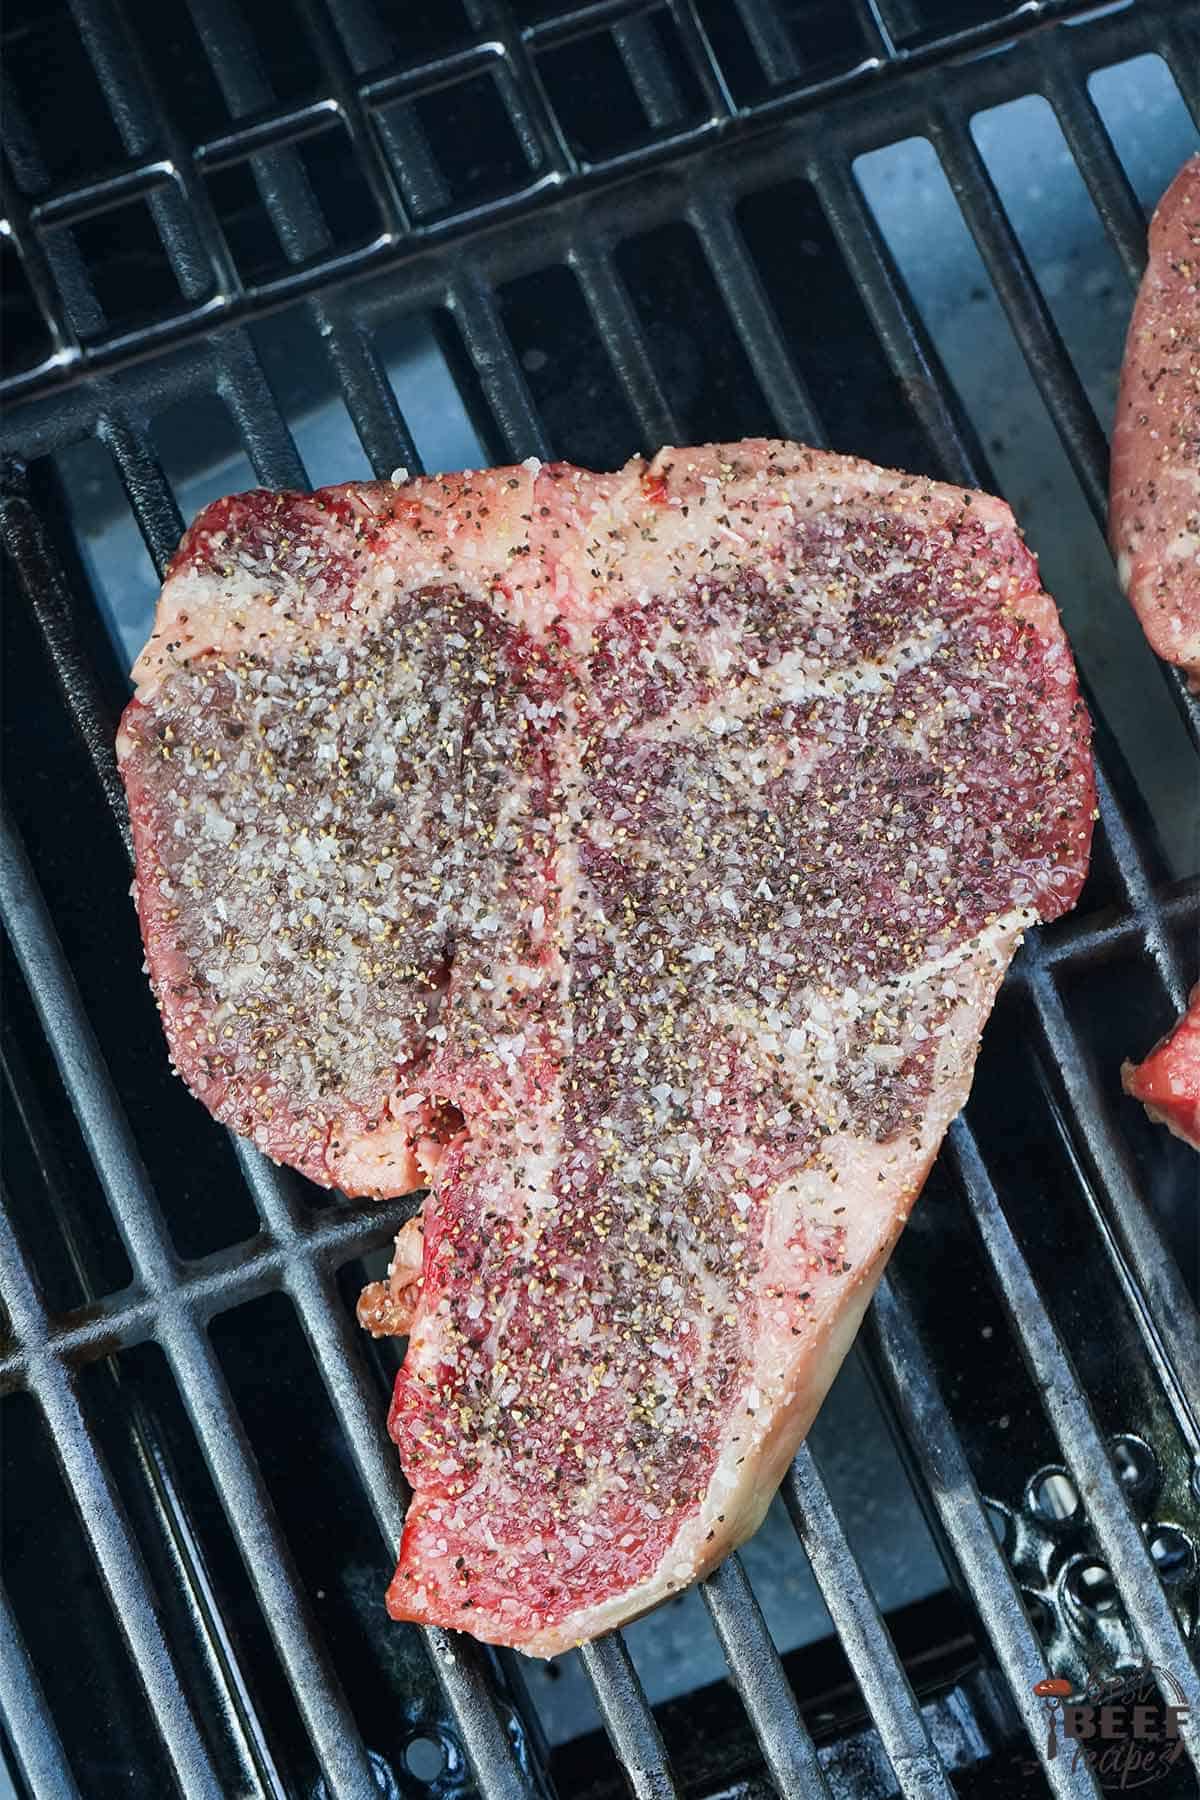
1109,154,1200,687
1123,983,1200,1151
117,440,1094,1658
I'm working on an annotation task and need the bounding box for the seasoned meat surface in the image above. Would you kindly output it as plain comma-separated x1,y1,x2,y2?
118,441,1094,1654
1110,155,1200,685
1123,984,1200,1151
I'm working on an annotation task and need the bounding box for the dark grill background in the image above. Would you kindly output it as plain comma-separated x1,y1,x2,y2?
1,1,1198,1796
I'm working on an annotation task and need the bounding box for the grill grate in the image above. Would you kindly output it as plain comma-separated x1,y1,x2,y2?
2,1,1199,1796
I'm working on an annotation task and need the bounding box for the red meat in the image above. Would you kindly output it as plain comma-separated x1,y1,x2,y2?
1110,155,1200,685
1123,984,1200,1150
118,441,1093,1654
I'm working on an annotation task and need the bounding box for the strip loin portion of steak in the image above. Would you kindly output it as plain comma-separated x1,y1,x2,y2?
119,441,1094,1655
1110,154,1200,686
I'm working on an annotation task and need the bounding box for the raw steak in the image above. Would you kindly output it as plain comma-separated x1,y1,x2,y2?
1110,154,1200,686
1123,984,1200,1150
118,441,1094,1655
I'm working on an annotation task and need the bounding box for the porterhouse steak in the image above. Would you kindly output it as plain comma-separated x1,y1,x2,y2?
1110,154,1200,686
118,440,1094,1654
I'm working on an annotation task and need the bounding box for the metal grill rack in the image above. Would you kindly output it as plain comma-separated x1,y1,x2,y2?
1,0,1198,1796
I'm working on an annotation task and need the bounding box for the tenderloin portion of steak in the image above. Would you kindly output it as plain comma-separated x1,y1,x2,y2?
1110,155,1200,686
119,473,552,1198
1123,985,1200,1150
119,441,1094,1656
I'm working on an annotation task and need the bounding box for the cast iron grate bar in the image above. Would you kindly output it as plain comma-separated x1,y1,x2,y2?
1018,743,1200,1436
0,1028,295,1800
215,338,309,490
0,484,130,829
929,106,1110,521
852,0,897,64
0,1192,418,1389
451,272,555,462
578,1635,679,1800
1159,12,1200,126
686,197,825,444
183,0,340,257
805,152,992,490
700,1555,832,1798
64,0,224,304
2,78,106,341
867,1273,1105,1800
663,0,737,124
289,0,410,240
463,0,578,182
0,1205,223,1789
315,294,422,479
784,1447,954,1800
1036,40,1146,291
947,1118,1200,1767
181,0,419,486
0,159,80,369
1022,952,1200,1446
732,0,805,86
329,3,456,214
1038,877,1198,973
100,409,187,572
1079,759,1192,1011
570,243,680,450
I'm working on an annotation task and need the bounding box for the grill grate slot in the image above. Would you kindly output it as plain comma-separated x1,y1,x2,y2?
2,1,1198,1797
866,1272,1105,1800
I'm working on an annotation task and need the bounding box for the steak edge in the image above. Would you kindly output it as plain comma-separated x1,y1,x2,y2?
1123,984,1200,1151
118,440,1094,1655
1110,154,1200,686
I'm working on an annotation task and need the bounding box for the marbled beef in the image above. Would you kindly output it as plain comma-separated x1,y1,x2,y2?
118,441,1094,1654
1110,154,1200,685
